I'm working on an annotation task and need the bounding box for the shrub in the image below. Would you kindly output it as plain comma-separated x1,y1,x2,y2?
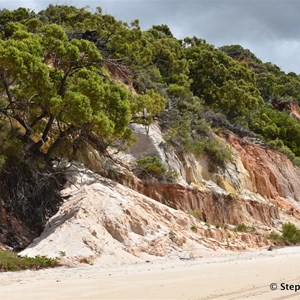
205,222,211,228
136,156,167,177
0,159,65,249
187,209,203,221
269,223,300,245
203,139,233,164
191,225,198,232
268,139,300,167
0,249,58,272
169,230,177,241
235,223,255,233
235,223,248,232
282,223,300,244
268,231,282,242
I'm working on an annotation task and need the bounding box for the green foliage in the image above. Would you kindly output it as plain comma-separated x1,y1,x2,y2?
164,107,232,164
220,45,263,67
0,249,58,272
136,156,167,177
147,25,189,84
203,139,233,164
184,38,263,121
268,231,282,242
0,19,156,158
1,4,300,170
38,5,93,30
191,225,198,232
234,223,255,233
249,105,300,163
0,121,23,166
235,223,248,232
282,223,300,244
59,251,66,257
131,89,166,125
269,223,300,245
187,209,203,221
169,230,177,240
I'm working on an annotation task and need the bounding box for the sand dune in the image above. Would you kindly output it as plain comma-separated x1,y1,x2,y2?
1,247,300,300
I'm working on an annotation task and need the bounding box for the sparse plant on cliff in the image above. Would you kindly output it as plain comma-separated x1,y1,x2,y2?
59,251,66,257
202,139,233,164
234,223,255,233
169,230,177,241
268,231,282,242
191,225,198,232
187,209,203,221
136,156,167,177
205,222,211,228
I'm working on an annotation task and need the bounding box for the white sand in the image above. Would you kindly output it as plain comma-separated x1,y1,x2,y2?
1,246,300,300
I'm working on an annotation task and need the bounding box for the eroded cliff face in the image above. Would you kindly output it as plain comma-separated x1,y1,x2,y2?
227,134,300,220
138,183,279,228
17,123,300,261
20,165,270,263
124,124,300,233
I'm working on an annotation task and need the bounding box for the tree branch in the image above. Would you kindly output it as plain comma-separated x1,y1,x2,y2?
0,73,14,104
42,114,54,143
30,111,47,128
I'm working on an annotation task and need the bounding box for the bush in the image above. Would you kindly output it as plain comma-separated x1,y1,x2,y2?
282,223,300,244
235,223,255,233
268,139,300,167
269,223,300,245
0,249,58,272
136,156,167,177
191,225,198,232
268,231,282,242
203,139,233,164
187,209,203,221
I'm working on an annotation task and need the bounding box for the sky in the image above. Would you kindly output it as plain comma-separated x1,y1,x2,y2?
1,0,300,74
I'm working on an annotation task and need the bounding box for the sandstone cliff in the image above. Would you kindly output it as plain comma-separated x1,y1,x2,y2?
20,164,269,262
18,124,300,262
125,124,300,231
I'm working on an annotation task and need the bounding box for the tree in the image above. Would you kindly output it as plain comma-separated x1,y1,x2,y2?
184,40,263,121
0,23,138,159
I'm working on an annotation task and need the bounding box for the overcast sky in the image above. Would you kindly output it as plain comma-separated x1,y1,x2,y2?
1,0,300,74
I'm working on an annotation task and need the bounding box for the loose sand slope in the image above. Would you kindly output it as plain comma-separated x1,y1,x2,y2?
1,247,300,300
20,164,259,262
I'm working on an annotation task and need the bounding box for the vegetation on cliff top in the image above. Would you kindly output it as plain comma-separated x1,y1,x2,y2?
1,5,300,166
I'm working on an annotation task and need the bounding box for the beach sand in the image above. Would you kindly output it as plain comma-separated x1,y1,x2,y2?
1,246,300,300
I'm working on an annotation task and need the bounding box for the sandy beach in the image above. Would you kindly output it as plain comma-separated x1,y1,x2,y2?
0,246,300,300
